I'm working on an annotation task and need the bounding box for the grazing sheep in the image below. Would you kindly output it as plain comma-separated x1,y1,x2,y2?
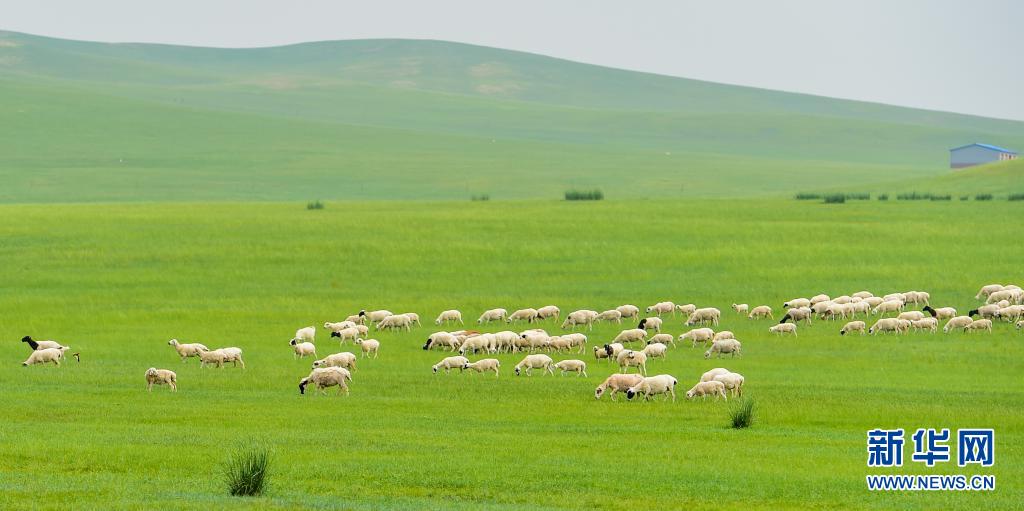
613,328,648,344
354,338,380,358
433,356,470,374
704,339,741,359
712,330,735,341
294,326,316,344
491,330,520,352
477,308,507,324
968,305,1001,320
833,295,854,305
731,303,749,315
21,336,67,351
365,310,394,323
145,368,177,392
700,367,731,382
1016,321,1023,330
852,291,874,299
331,327,360,344
922,306,953,320
298,367,351,396
617,350,648,375
626,374,678,401
637,317,663,333
646,302,676,316
507,308,539,324
423,331,460,351
603,342,626,359
519,330,550,352
345,312,366,325
647,333,675,347
593,345,611,361
966,319,993,333
514,354,555,376
779,307,812,325
911,318,938,333
561,310,598,331
22,347,67,366
869,318,906,335
544,336,574,352
312,352,357,371
323,321,356,333
783,298,811,309
685,381,727,400
560,332,588,353
712,372,745,397
849,301,872,316
435,310,464,326
595,373,645,401
460,334,497,355
897,311,926,321
839,321,866,336
597,309,623,324
535,305,561,321
376,314,413,332
197,349,229,368
871,300,905,316
401,313,422,326
676,304,697,316
986,289,1020,305
995,305,1024,322
554,359,588,377
685,307,721,326
863,296,885,307
747,305,773,320
290,339,317,359
882,293,906,304
167,339,209,362
679,327,715,347
769,323,797,336
616,304,640,320
943,316,974,333
642,342,669,360
810,294,831,305
463,358,501,377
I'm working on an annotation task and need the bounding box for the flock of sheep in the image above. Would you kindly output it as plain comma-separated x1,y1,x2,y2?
18,283,1022,400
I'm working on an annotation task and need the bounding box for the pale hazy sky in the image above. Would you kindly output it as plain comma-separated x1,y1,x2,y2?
2,0,1022,120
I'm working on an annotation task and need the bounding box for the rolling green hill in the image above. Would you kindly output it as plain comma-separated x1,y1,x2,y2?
1,30,1022,202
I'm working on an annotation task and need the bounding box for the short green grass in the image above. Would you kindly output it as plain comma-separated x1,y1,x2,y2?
1,199,1020,510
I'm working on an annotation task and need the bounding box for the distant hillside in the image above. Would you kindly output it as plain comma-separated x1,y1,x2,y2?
1,30,1022,203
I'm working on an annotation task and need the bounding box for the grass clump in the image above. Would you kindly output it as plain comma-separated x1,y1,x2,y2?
470,194,490,201
306,200,325,210
974,193,992,201
224,445,272,497
929,194,951,201
877,193,888,201
794,192,821,200
564,189,604,201
823,194,846,204
1009,193,1024,201
728,397,756,429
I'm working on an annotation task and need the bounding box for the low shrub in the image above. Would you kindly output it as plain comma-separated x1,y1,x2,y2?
306,200,325,210
728,397,755,429
975,194,993,201
794,193,821,200
224,445,271,497
823,194,846,204
470,194,490,202
877,194,889,201
564,189,604,201
1008,193,1024,201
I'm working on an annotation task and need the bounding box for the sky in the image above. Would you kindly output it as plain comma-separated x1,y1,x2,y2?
2,0,1022,120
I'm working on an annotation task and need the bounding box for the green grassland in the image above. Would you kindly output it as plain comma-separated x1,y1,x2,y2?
1,199,1021,510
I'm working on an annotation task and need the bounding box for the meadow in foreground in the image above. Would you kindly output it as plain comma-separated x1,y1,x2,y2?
0,198,1021,510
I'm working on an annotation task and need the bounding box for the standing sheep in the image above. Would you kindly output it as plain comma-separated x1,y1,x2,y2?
943,316,974,333
700,367,731,382
617,350,648,376
911,318,938,333
145,368,177,392
839,321,866,336
435,310,464,326
975,284,1005,300
966,319,993,333
731,303,749,315
298,367,351,396
676,304,697,316
514,354,555,376
365,310,394,324
507,308,539,324
616,304,640,320
685,308,721,326
561,310,598,331
433,356,470,374
376,314,413,332
323,321,356,333
290,339,317,359
594,373,645,401
626,375,678,402
22,347,67,366
712,330,735,341
21,336,68,351
535,305,561,321
685,381,727,401
712,372,745,397
647,333,675,347
637,317,663,333
646,302,676,316
313,352,358,372
613,328,648,344
331,327,361,345
354,338,380,358
679,327,715,347
779,307,812,325
747,305,773,320
597,309,623,324
783,298,811,309
463,358,501,377
704,339,742,359
293,326,316,344
477,308,508,324
167,339,209,362
868,318,905,335
642,342,669,360
769,323,797,336
554,359,588,377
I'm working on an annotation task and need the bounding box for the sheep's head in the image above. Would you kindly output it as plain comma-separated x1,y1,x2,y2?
685,390,695,400
625,388,637,400
298,378,309,394
462,362,471,370
167,339,179,346
331,331,341,338
422,340,432,351
289,339,298,346
21,336,33,343
594,385,606,399
603,344,613,356
72,352,80,362
432,365,440,373
514,366,522,376
703,350,713,359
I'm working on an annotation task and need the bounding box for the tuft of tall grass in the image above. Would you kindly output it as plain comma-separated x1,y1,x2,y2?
823,194,846,204
306,200,325,210
974,193,993,201
470,194,490,202
877,193,888,201
794,192,821,200
1009,193,1024,201
223,445,272,497
929,194,951,201
728,397,755,429
564,189,604,201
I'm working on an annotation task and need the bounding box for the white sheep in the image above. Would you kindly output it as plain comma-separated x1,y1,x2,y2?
646,301,676,316
704,339,741,359
642,342,669,360
594,373,645,401
365,310,394,323
290,339,317,359
560,333,588,353
613,328,648,344
298,367,351,396
477,308,507,324
617,349,648,376
597,309,623,324
401,312,421,326
637,317,663,333
554,359,588,376
863,296,885,307
463,358,501,377
647,333,675,347
769,323,797,336
780,307,812,325
435,310,464,326
460,334,496,355
561,310,598,331
145,367,177,392
433,355,470,374
700,367,731,382
685,380,727,400
514,354,555,376
809,294,831,305
676,304,697,316
995,305,1024,322
593,345,611,361
294,326,316,344
839,321,866,336
731,303,749,315
897,311,925,321
616,304,640,320
22,347,67,366
602,342,626,360
544,336,574,352
712,330,735,341
943,316,974,333
423,331,461,351
712,372,745,397
492,330,521,352
197,349,228,368
966,319,993,333
507,308,539,324
911,317,938,333
679,327,715,347
167,339,209,362
1016,320,1023,330
783,298,811,309
312,352,357,371
869,318,905,335
852,291,874,299
344,312,366,325
21,336,68,351
626,374,678,401
323,321,356,333
969,305,1001,319
535,305,561,321
685,307,721,326
332,326,361,344
986,289,1020,304
747,305,773,320
376,314,412,332
354,338,380,358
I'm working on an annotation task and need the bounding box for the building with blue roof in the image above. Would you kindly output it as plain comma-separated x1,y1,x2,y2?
949,143,1018,168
